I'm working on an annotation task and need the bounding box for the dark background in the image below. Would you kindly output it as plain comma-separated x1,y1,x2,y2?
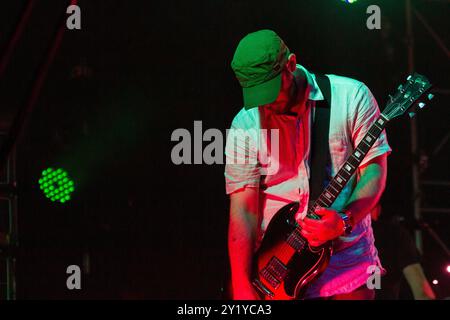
0,0,449,299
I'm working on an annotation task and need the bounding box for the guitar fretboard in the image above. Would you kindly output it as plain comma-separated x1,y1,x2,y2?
306,114,389,219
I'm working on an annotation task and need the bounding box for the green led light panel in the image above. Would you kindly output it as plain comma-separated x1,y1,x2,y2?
38,168,75,204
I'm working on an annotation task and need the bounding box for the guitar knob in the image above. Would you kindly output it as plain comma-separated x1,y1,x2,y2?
419,102,426,109
428,93,434,100
409,112,416,118
407,75,412,80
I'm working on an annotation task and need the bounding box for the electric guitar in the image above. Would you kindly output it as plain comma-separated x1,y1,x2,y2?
252,73,434,300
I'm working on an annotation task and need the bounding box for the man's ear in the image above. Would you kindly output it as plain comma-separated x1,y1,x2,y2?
286,53,297,73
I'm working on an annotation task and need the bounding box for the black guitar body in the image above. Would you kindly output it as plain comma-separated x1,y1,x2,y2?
252,202,332,299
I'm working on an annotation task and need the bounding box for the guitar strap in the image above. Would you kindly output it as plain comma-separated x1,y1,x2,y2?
309,74,332,203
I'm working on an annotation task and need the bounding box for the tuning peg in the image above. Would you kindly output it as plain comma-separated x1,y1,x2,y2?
419,102,426,109
428,93,434,100
407,75,412,80
409,112,416,118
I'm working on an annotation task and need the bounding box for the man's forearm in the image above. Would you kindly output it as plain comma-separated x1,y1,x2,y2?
343,155,387,224
228,206,258,291
403,263,436,300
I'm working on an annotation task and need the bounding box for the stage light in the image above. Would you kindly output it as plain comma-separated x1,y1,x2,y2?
38,167,75,204
446,265,450,273
432,279,438,285
341,0,358,3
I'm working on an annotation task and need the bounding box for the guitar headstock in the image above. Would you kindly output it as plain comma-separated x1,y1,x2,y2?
382,73,433,121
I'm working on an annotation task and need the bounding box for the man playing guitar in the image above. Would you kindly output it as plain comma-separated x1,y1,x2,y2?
225,30,391,300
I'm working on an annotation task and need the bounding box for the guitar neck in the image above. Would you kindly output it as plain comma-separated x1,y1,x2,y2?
307,114,389,218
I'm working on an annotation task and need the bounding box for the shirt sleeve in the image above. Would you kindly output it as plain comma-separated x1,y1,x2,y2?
349,83,392,167
224,119,261,195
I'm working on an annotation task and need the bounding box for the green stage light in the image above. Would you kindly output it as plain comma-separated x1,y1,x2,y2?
39,167,75,204
341,0,358,3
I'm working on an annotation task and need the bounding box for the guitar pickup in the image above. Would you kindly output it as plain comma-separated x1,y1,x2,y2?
286,229,306,252
260,256,288,289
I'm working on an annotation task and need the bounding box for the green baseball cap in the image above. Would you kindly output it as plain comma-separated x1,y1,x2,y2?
231,30,290,109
